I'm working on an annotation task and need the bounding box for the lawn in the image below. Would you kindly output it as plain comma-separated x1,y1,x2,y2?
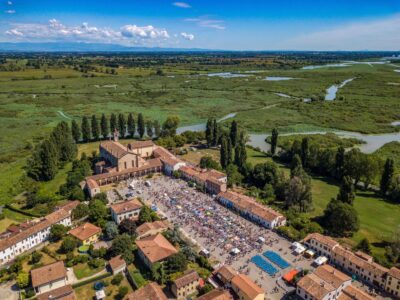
74,275,132,300
73,261,105,280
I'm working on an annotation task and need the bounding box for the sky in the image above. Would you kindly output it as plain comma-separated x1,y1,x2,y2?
1,0,400,50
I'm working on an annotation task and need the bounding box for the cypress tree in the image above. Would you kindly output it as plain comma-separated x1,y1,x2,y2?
154,120,161,137
290,154,303,178
100,114,109,139
110,113,117,132
337,175,355,205
118,113,126,138
227,136,233,166
234,139,247,171
40,139,58,181
301,137,309,168
71,119,81,143
220,136,229,169
91,115,100,141
230,120,238,148
81,116,91,142
127,113,135,138
146,121,154,138
137,113,145,138
205,119,214,147
380,158,394,196
270,128,278,155
335,146,345,179
212,119,218,146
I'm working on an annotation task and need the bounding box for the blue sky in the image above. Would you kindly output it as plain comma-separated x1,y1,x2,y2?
1,0,400,50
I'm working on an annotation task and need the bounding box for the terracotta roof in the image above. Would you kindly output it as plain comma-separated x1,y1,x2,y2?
302,233,339,249
100,140,130,159
297,265,351,300
180,165,200,178
173,270,199,289
215,265,236,283
389,267,400,280
86,178,99,189
338,285,376,300
109,255,126,272
110,198,143,215
197,289,232,300
36,285,76,300
136,221,168,237
218,191,285,223
333,246,389,277
128,140,155,149
153,147,183,167
0,207,71,252
68,222,101,241
55,201,80,213
313,264,351,289
136,233,178,264
86,158,162,181
31,261,67,287
231,274,264,299
126,282,168,300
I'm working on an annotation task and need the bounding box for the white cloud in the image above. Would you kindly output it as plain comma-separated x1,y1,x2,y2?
4,9,15,14
181,32,194,40
5,19,171,45
284,15,400,50
7,1,12,5
121,25,169,39
173,2,191,8
185,16,225,30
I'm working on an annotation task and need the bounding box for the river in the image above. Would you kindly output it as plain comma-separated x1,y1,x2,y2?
325,78,355,101
176,114,400,154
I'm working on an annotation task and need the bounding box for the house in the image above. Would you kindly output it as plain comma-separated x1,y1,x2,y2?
338,285,376,300
296,264,352,300
153,146,186,175
136,220,169,239
302,233,339,259
136,233,178,268
0,201,78,265
217,191,286,229
197,289,232,300
126,282,168,300
36,284,76,300
179,165,228,194
109,255,126,274
110,199,143,224
214,265,237,287
85,179,100,198
171,270,200,299
231,273,265,300
68,222,101,245
385,267,400,298
31,261,68,295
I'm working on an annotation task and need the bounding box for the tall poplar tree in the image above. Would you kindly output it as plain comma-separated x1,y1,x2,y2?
40,139,59,181
71,119,81,143
230,120,238,148
91,115,100,141
100,114,109,139
335,146,346,179
81,116,91,142
117,113,126,138
205,119,214,147
154,120,161,137
234,139,247,171
270,128,278,155
127,113,135,138
146,121,154,138
380,158,394,196
212,119,218,146
301,137,309,168
110,113,117,132
137,113,145,138
337,176,355,205
220,136,229,169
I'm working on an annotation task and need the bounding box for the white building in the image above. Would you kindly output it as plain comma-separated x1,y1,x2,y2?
110,199,143,225
217,191,286,229
0,201,79,265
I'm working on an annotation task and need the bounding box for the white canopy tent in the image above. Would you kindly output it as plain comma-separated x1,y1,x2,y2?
313,256,328,266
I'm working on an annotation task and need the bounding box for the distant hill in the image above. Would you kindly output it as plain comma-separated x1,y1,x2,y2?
0,42,215,52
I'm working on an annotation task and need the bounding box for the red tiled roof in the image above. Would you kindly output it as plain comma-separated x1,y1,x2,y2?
109,255,126,272
110,198,143,214
31,261,66,287
136,233,177,264
36,285,76,300
68,222,101,241
127,282,168,300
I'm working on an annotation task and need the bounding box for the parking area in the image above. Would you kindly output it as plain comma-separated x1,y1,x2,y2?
111,175,316,299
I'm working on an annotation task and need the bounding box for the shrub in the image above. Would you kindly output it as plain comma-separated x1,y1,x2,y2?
111,273,123,285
